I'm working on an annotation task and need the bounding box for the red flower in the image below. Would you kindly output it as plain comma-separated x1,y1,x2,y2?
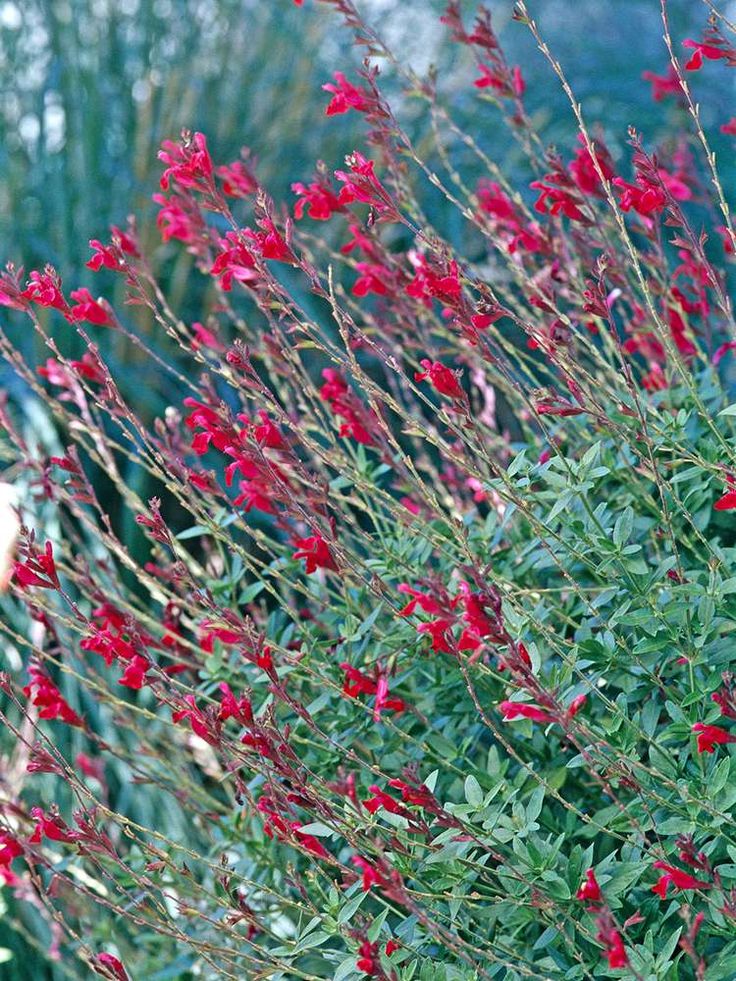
216,159,257,197
414,359,464,400
322,72,373,116
158,131,213,192
714,476,736,511
721,118,736,136
534,392,585,417
352,855,381,891
651,861,710,898
339,663,405,719
363,784,411,818
172,695,219,745
218,682,254,727
387,778,437,811
21,269,70,315
385,939,400,955
406,254,462,305
92,953,130,981
352,262,393,297
356,939,379,975
86,227,139,271
335,152,398,220
292,179,344,221
24,663,84,727
473,62,524,97
576,868,602,904
642,66,681,101
320,368,378,445
682,37,734,71
613,176,667,216
153,191,206,245
14,541,59,590
568,135,615,195
692,722,736,753
292,535,337,574
191,321,225,352
601,929,627,969
69,288,112,326
211,232,259,291
340,663,377,699
28,807,79,844
530,179,586,222
118,655,151,690
0,831,22,885
373,674,407,721
499,700,555,724
245,219,295,263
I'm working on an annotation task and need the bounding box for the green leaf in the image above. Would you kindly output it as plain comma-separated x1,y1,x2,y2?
464,775,483,808
613,506,633,547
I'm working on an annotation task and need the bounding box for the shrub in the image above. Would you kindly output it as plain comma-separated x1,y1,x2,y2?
1,1,736,978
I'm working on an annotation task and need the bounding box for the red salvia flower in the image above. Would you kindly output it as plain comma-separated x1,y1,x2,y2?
414,359,464,400
292,179,344,221
172,695,220,745
92,953,130,981
320,368,378,445
721,118,736,136
499,700,556,724
352,262,394,297
406,254,462,305
322,72,373,115
218,682,254,727
211,232,259,291
292,535,337,574
595,913,628,969
28,807,79,844
216,159,257,197
576,868,602,904
21,269,70,316
153,191,207,245
682,37,735,72
191,321,225,352
692,722,736,753
568,135,615,195
0,830,23,886
651,861,710,898
14,541,59,590
23,663,84,727
712,677,736,718
118,654,151,690
335,152,399,220
356,939,380,975
363,785,411,818
69,288,112,326
714,475,736,511
245,218,295,263
352,855,381,892
86,226,139,272
158,131,213,192
530,183,586,221
642,66,681,101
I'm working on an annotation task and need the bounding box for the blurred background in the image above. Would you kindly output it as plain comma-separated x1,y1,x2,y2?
2,0,732,278
0,0,734,977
